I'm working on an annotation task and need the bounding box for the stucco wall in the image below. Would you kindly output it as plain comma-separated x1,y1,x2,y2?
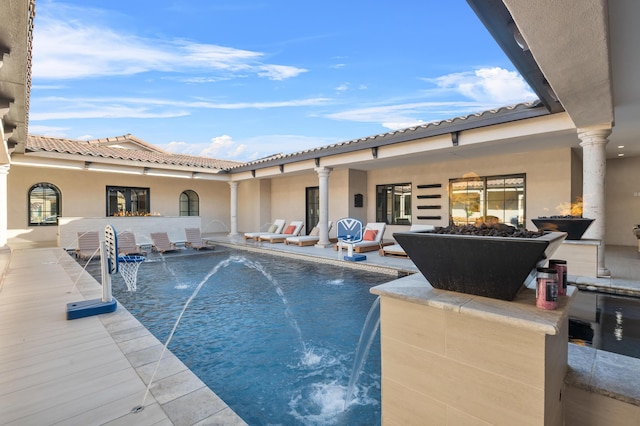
8,165,230,243
367,147,574,236
606,156,640,246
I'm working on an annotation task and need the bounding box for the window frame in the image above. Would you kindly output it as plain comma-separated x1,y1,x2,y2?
28,182,61,226
179,190,200,216
375,183,412,225
106,186,150,216
449,173,526,227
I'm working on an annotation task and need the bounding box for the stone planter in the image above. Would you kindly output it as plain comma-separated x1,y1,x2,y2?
531,217,594,240
393,230,567,301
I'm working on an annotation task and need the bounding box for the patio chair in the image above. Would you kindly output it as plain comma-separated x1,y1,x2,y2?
185,228,215,250
75,231,100,260
118,231,147,256
334,222,390,253
243,219,286,240
379,224,435,257
150,232,182,253
284,221,335,246
258,220,304,243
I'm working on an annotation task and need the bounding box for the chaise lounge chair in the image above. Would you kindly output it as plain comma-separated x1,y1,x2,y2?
150,232,183,253
185,228,215,250
75,231,100,260
258,221,304,243
284,221,335,246
243,219,286,240
379,224,435,257
118,231,147,256
334,222,390,253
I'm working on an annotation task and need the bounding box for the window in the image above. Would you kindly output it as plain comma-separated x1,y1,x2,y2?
107,186,150,216
449,174,525,227
29,183,61,226
376,183,412,225
180,190,199,216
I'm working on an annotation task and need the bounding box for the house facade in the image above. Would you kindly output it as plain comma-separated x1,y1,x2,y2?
2,0,640,276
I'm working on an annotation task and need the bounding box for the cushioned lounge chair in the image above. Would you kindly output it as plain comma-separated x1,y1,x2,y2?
118,231,147,256
379,224,435,257
185,227,215,250
150,232,182,253
243,219,286,240
334,222,390,253
75,231,100,260
258,220,304,243
284,221,335,246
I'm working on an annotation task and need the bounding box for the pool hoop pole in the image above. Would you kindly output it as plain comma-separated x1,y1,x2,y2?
65,225,118,320
100,241,113,303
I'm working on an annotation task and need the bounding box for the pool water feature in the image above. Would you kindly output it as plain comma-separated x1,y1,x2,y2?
569,290,640,359
85,247,391,425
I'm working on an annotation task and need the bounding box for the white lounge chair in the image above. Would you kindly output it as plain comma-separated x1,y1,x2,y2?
150,232,182,253
379,224,435,257
75,231,100,260
118,231,147,256
285,221,334,246
334,222,389,253
243,219,286,240
185,228,215,250
259,221,304,243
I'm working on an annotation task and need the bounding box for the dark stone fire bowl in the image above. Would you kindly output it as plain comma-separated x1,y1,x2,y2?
531,218,594,240
394,231,567,301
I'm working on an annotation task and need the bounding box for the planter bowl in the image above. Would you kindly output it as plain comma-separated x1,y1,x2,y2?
532,218,594,240
394,231,567,301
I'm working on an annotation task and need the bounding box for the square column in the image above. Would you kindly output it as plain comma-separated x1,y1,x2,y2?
371,274,573,425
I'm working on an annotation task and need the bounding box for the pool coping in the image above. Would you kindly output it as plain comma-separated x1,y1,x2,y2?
58,250,249,425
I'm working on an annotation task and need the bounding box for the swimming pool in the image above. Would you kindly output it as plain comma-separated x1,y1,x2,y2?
86,247,392,425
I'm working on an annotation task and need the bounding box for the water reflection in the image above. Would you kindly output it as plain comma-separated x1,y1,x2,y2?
569,290,640,358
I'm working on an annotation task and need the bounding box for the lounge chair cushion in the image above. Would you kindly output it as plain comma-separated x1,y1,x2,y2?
363,228,378,241
284,225,296,235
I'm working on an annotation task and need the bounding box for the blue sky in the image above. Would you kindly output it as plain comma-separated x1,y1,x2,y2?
29,0,536,162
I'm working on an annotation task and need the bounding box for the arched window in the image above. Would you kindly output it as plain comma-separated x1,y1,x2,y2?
29,183,61,226
180,190,199,216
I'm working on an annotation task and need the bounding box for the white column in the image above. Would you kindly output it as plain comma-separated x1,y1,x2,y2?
315,167,332,247
578,126,611,277
229,181,239,236
0,165,8,250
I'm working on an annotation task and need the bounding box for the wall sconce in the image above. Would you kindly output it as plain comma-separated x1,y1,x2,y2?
509,22,529,51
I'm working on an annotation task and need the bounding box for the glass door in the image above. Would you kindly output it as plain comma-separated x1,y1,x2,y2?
305,186,319,234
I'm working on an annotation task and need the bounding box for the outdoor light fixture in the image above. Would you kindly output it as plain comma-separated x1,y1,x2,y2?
509,22,529,51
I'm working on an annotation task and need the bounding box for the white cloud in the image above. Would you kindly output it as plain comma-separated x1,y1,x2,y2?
326,101,492,130
430,67,536,104
162,134,339,162
32,3,307,81
324,67,537,130
29,95,331,121
27,124,70,137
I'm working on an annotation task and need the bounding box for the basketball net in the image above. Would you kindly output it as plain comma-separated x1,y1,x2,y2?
118,256,145,291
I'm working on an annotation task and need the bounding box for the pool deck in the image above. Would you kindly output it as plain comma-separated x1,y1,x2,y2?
1,235,639,425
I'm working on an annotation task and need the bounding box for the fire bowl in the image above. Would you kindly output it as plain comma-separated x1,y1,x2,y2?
394,231,567,301
532,217,594,240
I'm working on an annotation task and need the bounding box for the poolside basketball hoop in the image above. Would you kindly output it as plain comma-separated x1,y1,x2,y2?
118,255,145,291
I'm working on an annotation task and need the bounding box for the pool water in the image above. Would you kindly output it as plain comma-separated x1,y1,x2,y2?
87,247,391,425
569,290,640,359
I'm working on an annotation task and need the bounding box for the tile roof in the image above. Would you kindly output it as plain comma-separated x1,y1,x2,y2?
26,134,243,171
228,100,549,170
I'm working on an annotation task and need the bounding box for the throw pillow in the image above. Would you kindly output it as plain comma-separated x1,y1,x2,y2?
363,228,378,241
267,224,278,233
309,227,320,236
284,225,297,234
